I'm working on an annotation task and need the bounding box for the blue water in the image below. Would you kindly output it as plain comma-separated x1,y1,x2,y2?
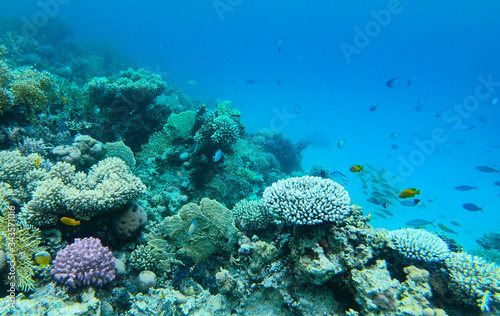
6,0,500,250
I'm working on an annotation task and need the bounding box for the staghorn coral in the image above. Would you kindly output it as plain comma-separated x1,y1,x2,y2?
262,176,351,225
51,237,115,288
445,251,500,312
0,150,43,201
388,228,450,262
129,245,157,272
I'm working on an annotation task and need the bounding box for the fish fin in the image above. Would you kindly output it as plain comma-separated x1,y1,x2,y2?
416,189,420,194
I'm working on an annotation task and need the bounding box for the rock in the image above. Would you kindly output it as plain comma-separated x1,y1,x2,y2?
111,202,148,240
114,259,126,277
137,270,157,293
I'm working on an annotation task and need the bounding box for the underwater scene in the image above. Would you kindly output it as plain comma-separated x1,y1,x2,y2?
0,0,500,315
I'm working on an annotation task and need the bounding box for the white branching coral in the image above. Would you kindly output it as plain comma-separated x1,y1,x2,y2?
262,176,351,225
388,228,450,262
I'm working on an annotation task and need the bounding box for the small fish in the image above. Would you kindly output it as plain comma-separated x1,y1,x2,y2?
276,79,283,85
350,165,363,173
34,157,41,168
187,79,200,86
60,217,81,226
337,139,346,149
450,221,462,227
34,251,52,267
476,166,499,173
386,76,401,88
494,181,500,186
390,132,400,139
437,223,459,235
61,96,68,105
186,220,198,236
399,188,420,199
489,97,499,105
294,104,302,114
400,199,421,207
414,105,423,112
454,185,478,191
274,39,284,53
369,105,378,111
458,125,474,130
380,209,394,217
213,149,224,162
391,144,399,150
173,170,183,179
462,203,484,213
406,219,436,228
329,171,349,185
245,79,257,84
373,212,387,219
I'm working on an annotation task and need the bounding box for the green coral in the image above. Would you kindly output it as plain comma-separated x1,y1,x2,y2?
84,68,167,109
166,110,197,140
103,140,136,169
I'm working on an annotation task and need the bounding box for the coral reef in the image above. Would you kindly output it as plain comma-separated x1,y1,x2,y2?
51,237,115,288
231,198,276,232
388,228,451,262
445,251,500,312
262,175,351,225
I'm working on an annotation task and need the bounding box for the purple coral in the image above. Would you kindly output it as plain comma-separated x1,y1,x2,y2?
51,237,115,288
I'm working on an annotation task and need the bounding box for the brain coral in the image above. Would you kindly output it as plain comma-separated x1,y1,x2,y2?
51,237,115,288
262,176,351,225
388,228,450,262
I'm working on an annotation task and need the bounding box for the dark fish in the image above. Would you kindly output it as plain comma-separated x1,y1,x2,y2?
294,104,302,114
276,79,283,85
319,170,327,179
437,223,459,235
386,76,401,88
494,181,500,186
245,79,257,84
406,219,436,228
390,132,400,139
369,105,378,111
329,171,349,185
400,199,421,207
391,144,399,150
454,185,478,191
462,203,484,213
476,166,499,173
450,221,462,227
374,212,387,219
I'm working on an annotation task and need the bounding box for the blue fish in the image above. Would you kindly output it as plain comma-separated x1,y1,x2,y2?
458,125,474,130
213,149,224,162
386,76,401,88
400,199,421,207
187,220,198,236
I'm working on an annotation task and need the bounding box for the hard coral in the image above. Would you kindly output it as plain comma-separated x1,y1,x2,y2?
388,228,450,262
51,237,115,288
263,176,351,225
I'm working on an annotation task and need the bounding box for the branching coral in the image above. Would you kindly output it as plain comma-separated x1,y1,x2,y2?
445,251,500,312
231,199,275,232
388,228,450,262
262,176,351,225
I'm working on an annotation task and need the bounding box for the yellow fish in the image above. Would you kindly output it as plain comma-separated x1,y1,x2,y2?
34,251,52,267
350,165,364,173
399,188,421,199
34,157,41,168
60,217,81,226
187,220,198,236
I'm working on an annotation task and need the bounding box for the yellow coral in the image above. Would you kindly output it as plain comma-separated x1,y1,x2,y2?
0,203,42,292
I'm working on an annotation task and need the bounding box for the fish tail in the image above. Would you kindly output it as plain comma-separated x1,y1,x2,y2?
430,220,436,228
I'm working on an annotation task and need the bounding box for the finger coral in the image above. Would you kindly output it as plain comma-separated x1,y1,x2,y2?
262,176,351,225
51,237,115,288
